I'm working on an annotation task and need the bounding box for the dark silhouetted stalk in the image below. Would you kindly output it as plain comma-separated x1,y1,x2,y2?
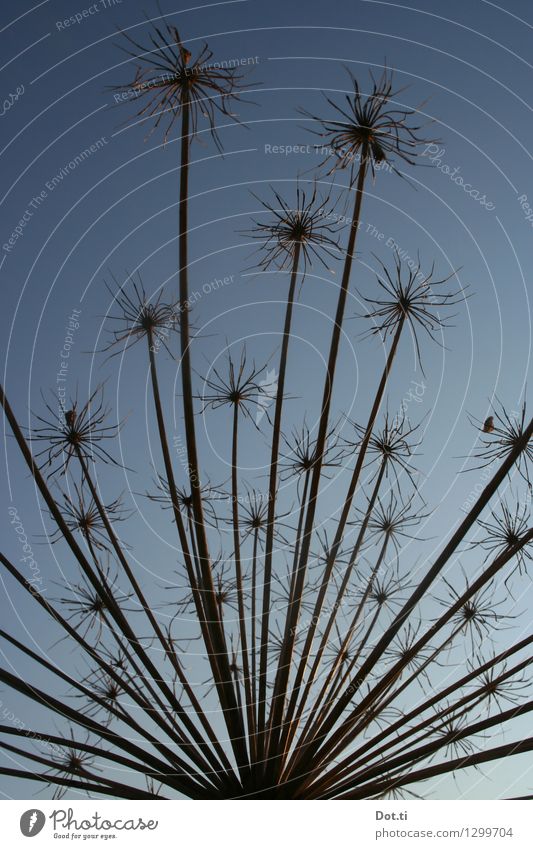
257,241,302,750
278,321,405,763
265,162,368,773
230,402,256,756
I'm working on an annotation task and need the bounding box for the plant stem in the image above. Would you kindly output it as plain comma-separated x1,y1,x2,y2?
145,334,243,782
313,534,391,728
231,402,256,755
250,526,260,728
282,458,388,761
281,318,405,759
75,448,235,784
257,242,302,751
175,102,249,775
265,163,368,765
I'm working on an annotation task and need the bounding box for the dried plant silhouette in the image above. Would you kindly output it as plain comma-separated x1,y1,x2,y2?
1,17,533,801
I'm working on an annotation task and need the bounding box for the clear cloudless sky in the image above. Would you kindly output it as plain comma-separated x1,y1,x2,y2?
1,0,533,800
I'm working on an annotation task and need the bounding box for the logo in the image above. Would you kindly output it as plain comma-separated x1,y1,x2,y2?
256,368,278,425
20,810,46,837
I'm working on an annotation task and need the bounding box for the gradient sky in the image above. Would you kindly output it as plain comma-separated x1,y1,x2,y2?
1,0,533,800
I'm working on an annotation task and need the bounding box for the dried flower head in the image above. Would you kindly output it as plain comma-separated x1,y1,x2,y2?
303,68,433,182
49,482,130,551
433,713,479,759
323,622,354,671
168,558,239,617
104,272,179,357
349,411,422,489
376,784,423,801
239,489,270,537
30,386,122,477
384,621,429,673
475,662,530,712
272,563,318,615
54,565,134,643
365,490,430,555
268,620,303,668
476,499,532,580
83,672,124,725
310,528,350,580
435,573,515,653
46,730,96,799
359,253,464,369
367,572,407,613
112,17,251,144
198,348,267,423
279,420,346,481
146,473,223,526
246,183,343,271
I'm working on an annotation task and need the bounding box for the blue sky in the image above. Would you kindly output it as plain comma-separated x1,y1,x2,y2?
1,0,533,800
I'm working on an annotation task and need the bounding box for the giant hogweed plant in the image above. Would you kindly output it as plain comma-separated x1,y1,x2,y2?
1,18,533,800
